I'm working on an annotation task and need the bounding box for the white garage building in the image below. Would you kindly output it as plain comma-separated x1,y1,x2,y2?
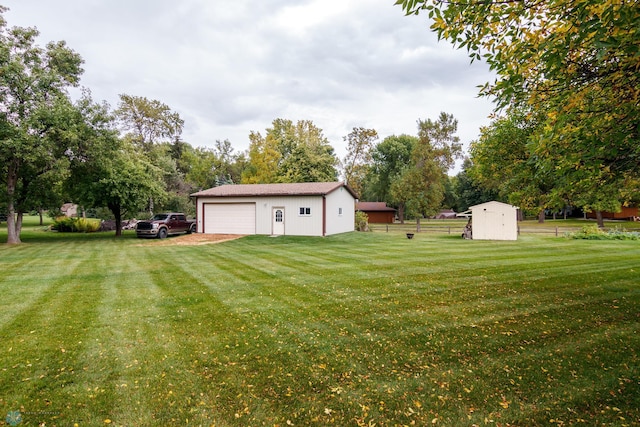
470,201,519,241
191,182,358,236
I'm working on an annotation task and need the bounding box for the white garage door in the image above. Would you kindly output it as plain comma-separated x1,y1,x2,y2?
204,203,256,234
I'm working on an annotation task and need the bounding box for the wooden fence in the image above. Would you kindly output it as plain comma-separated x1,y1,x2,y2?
368,222,582,237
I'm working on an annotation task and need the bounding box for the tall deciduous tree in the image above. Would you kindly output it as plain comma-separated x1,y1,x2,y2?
0,9,83,244
211,139,243,184
18,98,76,221
363,134,416,204
396,0,640,213
469,109,556,222
390,113,462,221
453,158,499,212
115,94,187,214
183,140,246,191
66,95,164,236
342,127,378,197
182,146,219,191
242,119,338,184
85,151,164,235
242,130,281,184
116,94,184,152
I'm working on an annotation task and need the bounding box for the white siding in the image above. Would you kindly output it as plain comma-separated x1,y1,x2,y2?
470,201,518,241
252,196,324,236
325,186,356,235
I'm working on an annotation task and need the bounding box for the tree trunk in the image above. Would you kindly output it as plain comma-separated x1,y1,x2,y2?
6,212,20,244
596,210,605,228
16,212,23,234
538,209,545,223
6,160,21,244
114,210,122,237
398,203,405,224
109,203,123,237
39,209,44,225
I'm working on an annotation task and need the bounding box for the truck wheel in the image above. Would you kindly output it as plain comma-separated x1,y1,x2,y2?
187,223,196,234
158,228,168,239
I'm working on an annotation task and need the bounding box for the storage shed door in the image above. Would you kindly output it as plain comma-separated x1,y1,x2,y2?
204,203,256,234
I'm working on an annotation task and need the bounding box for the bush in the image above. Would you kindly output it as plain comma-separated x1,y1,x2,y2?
51,217,102,233
355,211,369,232
568,225,640,240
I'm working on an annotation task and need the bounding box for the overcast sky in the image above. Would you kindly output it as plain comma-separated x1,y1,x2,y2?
2,0,495,172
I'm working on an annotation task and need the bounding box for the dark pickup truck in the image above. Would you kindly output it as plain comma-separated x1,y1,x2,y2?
135,213,196,239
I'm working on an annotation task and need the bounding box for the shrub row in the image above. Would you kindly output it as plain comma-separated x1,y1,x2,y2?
568,225,640,240
51,217,102,233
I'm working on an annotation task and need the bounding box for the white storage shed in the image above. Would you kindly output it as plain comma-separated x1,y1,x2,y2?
469,201,519,241
191,182,357,237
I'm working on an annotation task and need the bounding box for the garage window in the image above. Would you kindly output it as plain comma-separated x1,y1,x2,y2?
299,207,311,216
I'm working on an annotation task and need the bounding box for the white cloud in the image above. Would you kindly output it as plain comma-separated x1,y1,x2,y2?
2,0,495,171
271,0,353,37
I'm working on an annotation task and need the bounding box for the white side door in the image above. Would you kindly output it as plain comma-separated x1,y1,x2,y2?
272,207,285,235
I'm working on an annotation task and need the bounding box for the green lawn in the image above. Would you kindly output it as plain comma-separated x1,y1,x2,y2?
1,218,639,426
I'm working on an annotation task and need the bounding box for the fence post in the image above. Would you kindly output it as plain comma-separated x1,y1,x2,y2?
556,227,558,237
416,217,421,233
448,226,451,234
386,225,389,233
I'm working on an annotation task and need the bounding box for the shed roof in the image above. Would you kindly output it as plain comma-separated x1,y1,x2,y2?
191,182,358,199
470,201,518,210
356,202,396,212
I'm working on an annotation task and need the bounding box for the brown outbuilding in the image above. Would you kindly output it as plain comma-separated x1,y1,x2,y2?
356,202,396,224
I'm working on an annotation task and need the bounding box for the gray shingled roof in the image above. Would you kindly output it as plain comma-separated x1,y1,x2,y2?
191,182,358,198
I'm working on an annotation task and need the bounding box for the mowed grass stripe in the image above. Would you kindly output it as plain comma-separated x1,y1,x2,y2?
148,241,421,424
81,241,299,425
0,240,91,327
128,246,313,425
0,242,107,425
67,243,233,426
